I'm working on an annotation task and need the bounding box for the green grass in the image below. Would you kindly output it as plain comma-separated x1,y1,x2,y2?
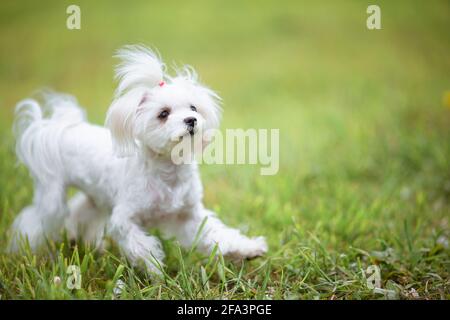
0,0,449,299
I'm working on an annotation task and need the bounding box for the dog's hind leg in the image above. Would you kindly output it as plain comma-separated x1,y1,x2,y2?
65,192,108,249
10,181,68,252
10,94,87,252
9,205,45,252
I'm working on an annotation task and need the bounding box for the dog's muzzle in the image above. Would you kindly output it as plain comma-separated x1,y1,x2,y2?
184,117,197,135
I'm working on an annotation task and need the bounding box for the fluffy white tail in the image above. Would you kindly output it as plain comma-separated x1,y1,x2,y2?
14,92,86,184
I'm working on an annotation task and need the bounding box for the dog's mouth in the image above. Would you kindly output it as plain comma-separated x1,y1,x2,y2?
177,128,197,141
187,124,197,136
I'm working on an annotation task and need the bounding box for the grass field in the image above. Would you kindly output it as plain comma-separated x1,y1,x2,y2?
0,0,449,299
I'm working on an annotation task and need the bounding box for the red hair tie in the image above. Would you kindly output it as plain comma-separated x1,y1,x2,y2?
159,81,165,87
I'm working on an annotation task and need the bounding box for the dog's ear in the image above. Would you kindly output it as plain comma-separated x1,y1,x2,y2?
105,88,148,157
195,84,222,131
173,66,223,130
107,45,164,157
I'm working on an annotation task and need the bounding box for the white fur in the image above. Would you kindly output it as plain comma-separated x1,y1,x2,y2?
10,45,267,275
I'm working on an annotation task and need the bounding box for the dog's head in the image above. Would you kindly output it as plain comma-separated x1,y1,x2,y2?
106,45,221,157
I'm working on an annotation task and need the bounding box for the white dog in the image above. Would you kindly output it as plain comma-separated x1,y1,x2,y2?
10,45,267,274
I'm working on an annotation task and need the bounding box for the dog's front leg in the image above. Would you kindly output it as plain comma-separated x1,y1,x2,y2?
161,208,267,261
108,205,165,275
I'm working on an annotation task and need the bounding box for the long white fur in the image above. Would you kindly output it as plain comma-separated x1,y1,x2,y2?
114,45,165,97
10,45,267,275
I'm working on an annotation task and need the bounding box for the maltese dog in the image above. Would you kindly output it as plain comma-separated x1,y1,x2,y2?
10,45,267,274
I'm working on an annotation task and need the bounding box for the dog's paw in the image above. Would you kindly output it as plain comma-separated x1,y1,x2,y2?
125,234,166,278
225,236,268,261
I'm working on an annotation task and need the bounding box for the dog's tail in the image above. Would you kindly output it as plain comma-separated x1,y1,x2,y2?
13,91,86,184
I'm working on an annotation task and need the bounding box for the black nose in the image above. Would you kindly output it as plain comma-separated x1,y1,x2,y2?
184,117,197,128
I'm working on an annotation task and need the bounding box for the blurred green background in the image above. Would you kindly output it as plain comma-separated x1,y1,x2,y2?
0,0,449,299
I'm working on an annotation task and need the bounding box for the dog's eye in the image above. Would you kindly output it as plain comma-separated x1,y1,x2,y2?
158,109,170,119
190,105,197,112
